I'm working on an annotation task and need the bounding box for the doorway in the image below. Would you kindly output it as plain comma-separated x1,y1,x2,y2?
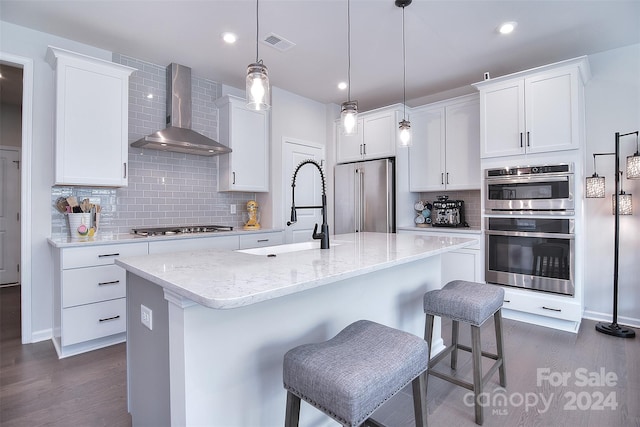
0,53,33,344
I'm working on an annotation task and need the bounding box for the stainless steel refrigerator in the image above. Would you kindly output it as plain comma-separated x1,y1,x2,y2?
334,158,395,234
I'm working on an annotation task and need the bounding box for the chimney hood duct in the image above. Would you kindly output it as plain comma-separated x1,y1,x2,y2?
131,63,231,156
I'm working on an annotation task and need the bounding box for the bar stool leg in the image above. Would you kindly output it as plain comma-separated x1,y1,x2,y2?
471,325,483,425
494,310,507,387
412,371,429,427
450,320,459,370
285,391,301,427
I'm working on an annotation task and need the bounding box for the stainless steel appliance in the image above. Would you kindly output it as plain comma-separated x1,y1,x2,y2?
485,217,575,295
432,196,466,227
131,225,233,237
334,158,395,234
131,63,232,156
485,163,574,214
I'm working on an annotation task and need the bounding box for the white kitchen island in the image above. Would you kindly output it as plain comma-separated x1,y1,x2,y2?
115,232,475,426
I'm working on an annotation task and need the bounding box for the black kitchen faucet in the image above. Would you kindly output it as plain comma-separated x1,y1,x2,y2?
286,159,330,249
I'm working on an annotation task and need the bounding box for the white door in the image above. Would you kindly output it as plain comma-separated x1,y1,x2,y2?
283,140,324,244
0,148,20,285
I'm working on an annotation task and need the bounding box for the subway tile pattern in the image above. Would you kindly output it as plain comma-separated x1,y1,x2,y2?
416,190,481,229
51,55,254,236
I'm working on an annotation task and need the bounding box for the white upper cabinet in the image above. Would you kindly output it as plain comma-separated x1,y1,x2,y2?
215,95,269,192
47,46,135,187
474,56,590,159
336,105,402,163
409,94,480,192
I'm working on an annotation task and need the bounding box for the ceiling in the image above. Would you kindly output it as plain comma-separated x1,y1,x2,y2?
1,0,639,111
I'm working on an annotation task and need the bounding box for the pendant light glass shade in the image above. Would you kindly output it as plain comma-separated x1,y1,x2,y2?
627,153,640,179
246,0,270,110
586,174,606,198
341,100,358,135
612,192,633,215
246,62,271,111
399,119,411,146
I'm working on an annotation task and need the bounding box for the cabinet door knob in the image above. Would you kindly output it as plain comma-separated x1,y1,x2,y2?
520,133,523,148
123,162,127,178
526,131,531,147
233,172,236,184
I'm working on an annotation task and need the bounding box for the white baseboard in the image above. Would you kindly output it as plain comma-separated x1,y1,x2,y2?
30,328,52,343
582,310,640,329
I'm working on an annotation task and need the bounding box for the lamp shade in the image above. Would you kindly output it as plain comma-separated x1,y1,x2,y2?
612,192,633,215
246,63,271,111
627,153,640,179
340,101,358,135
399,119,412,147
586,174,606,198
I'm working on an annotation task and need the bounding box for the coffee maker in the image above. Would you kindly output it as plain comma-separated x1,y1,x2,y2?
432,195,466,227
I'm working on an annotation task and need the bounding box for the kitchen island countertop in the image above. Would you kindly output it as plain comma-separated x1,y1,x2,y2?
116,232,475,310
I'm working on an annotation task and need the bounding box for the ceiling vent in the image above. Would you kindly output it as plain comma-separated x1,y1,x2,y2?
261,32,295,52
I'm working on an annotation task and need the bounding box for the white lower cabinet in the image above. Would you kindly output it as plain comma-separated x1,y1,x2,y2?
148,235,240,254
53,242,148,358
398,228,482,284
239,231,284,249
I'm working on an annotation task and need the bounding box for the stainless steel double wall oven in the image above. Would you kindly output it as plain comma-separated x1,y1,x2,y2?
484,164,575,296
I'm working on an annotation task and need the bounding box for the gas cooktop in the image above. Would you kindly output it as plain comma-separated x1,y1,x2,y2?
131,225,234,237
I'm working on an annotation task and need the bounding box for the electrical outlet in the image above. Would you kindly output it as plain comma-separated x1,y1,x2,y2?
230,204,236,214
141,304,153,330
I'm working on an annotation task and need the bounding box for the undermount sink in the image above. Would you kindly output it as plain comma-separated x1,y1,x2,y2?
237,241,341,256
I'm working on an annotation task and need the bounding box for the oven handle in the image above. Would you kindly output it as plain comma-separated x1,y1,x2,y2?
485,230,574,239
486,175,570,184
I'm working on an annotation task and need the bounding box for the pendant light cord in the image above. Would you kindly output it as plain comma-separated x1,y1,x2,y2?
347,0,352,102
402,4,406,119
255,0,260,63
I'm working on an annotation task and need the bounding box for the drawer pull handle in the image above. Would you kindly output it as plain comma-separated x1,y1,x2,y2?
503,299,511,303
257,239,269,243
99,315,121,323
542,306,561,312
98,253,120,258
98,280,120,286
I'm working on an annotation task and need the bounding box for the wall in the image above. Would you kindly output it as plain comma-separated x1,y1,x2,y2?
51,54,253,236
583,43,640,326
262,86,330,239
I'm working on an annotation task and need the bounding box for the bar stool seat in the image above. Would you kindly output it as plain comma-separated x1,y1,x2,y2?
283,320,429,427
423,280,507,425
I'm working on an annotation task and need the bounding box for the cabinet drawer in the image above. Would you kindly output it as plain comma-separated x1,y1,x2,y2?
62,265,126,308
62,298,126,346
62,242,148,269
148,235,239,254
238,232,284,249
502,288,581,322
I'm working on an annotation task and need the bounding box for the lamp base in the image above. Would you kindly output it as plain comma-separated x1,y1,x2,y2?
595,322,636,338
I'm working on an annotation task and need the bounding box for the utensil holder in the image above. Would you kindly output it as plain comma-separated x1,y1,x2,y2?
67,212,93,239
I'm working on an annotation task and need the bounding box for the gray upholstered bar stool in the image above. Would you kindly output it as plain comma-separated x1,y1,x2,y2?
423,280,506,425
283,320,429,427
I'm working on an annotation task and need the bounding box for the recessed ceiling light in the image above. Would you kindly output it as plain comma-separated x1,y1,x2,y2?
338,82,348,90
498,21,518,35
222,32,237,44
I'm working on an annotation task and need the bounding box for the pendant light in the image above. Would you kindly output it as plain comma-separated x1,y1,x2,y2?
396,0,412,147
246,0,271,110
340,0,358,136
627,131,640,179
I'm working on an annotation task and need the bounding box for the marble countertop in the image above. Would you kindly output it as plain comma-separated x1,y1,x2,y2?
47,228,283,248
115,232,476,310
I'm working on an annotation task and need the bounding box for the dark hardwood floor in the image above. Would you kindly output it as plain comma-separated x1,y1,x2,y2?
0,286,131,427
1,284,638,426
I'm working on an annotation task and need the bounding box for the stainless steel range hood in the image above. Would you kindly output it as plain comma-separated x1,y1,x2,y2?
131,63,231,156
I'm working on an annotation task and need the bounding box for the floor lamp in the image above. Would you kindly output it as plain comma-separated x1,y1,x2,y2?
586,131,639,338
